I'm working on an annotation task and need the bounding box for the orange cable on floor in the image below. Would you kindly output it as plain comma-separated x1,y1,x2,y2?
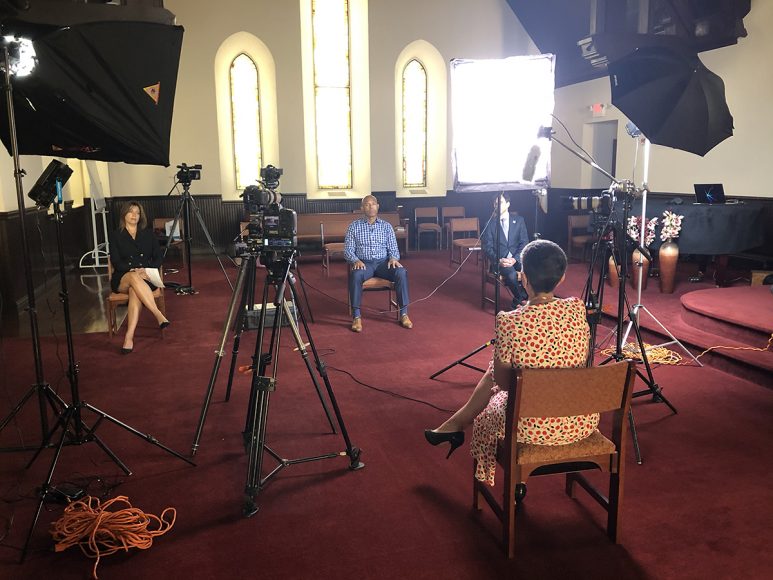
50,495,176,579
692,332,773,362
598,333,773,366
599,342,684,365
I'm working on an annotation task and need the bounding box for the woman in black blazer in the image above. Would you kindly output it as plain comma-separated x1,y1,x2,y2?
109,201,170,353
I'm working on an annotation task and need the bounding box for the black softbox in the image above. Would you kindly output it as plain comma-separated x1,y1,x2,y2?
0,20,183,166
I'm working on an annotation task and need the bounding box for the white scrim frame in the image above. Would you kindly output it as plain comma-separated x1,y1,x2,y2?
451,54,555,192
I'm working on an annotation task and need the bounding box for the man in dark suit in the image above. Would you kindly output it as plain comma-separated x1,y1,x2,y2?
481,192,529,309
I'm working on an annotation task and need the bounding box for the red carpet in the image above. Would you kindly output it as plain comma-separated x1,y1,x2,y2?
1,252,772,579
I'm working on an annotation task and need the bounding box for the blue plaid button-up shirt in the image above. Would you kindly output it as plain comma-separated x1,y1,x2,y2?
344,217,400,263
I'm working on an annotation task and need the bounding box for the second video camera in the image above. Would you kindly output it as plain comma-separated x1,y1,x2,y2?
177,163,202,185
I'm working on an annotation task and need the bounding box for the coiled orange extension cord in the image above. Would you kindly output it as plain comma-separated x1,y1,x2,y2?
50,495,176,579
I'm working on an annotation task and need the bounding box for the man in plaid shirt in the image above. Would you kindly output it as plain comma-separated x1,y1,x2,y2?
344,195,412,332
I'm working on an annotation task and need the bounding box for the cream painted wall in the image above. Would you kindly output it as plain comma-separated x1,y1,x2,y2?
552,1,773,198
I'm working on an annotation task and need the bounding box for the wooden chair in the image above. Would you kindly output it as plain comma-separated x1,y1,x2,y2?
441,206,465,248
473,360,636,558
153,217,186,269
347,269,398,319
415,207,442,250
448,217,481,266
321,221,349,274
106,258,167,338
481,254,502,310
567,213,594,262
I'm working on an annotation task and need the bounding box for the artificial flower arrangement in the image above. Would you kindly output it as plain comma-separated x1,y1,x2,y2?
627,215,658,247
660,210,684,241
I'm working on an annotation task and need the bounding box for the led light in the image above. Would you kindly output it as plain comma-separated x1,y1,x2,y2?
2,36,37,77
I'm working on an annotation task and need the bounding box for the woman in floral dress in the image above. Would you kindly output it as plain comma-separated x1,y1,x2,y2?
425,239,595,486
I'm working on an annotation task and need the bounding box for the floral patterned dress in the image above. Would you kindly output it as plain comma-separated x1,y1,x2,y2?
470,297,597,486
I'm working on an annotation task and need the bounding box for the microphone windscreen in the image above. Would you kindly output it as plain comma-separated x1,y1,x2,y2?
522,145,541,182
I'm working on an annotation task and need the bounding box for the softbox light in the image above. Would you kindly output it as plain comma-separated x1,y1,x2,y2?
450,54,555,192
0,20,183,166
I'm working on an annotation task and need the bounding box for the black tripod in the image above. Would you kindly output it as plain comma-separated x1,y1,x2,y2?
581,188,678,464
19,199,195,560
192,245,333,455
191,248,363,516
163,176,232,294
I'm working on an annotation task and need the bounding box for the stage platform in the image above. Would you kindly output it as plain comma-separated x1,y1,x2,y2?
560,262,773,386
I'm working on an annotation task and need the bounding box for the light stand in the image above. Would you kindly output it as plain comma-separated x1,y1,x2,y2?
429,201,502,380
621,137,701,368
18,174,196,560
162,174,233,295
0,42,62,452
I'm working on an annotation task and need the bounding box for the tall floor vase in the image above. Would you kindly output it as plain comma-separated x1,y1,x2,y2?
607,255,621,288
659,239,679,293
631,249,650,290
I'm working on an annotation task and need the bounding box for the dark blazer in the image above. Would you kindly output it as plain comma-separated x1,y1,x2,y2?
109,228,163,292
482,213,529,268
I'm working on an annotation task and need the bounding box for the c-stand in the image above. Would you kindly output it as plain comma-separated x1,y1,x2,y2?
163,172,232,294
191,246,363,516
19,197,195,560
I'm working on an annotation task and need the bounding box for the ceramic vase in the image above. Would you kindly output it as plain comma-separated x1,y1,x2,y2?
659,239,679,293
607,255,621,288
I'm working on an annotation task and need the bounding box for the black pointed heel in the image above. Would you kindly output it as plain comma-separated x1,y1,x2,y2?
424,429,464,459
159,320,171,330
120,347,133,355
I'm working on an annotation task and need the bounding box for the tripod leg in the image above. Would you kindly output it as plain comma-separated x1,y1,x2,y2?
429,339,492,379
189,195,234,291
292,262,314,323
243,275,283,516
191,256,252,455
225,257,257,402
82,402,195,466
21,407,75,562
289,282,363,470
280,299,336,432
626,301,678,415
242,280,273,438
628,407,642,465
162,199,186,266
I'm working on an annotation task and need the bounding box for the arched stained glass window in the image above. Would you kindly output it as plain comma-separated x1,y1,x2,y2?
230,53,262,190
402,59,427,188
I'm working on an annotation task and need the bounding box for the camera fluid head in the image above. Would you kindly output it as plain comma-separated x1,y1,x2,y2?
176,163,202,186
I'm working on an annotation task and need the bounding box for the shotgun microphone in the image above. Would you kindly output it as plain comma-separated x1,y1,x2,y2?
522,145,541,181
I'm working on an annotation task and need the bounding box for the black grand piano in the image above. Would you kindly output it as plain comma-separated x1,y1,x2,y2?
633,197,767,286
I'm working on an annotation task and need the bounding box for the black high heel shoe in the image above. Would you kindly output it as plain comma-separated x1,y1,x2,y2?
159,320,171,330
424,429,464,459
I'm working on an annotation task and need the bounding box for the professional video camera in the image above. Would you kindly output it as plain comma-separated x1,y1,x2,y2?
176,163,202,185
238,165,297,260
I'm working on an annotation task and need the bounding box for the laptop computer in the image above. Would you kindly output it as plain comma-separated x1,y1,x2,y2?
693,183,726,204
